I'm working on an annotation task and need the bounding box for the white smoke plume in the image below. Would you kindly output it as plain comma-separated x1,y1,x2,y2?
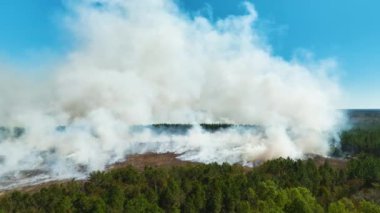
0,0,344,189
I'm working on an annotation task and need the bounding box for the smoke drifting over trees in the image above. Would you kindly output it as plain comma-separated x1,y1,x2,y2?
0,0,344,188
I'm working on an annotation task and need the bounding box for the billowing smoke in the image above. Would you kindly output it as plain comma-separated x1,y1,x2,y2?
0,0,344,189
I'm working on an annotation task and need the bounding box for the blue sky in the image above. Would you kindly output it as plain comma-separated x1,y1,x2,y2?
0,0,379,108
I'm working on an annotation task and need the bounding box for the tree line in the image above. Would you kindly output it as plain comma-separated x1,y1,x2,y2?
0,155,379,212
340,125,380,156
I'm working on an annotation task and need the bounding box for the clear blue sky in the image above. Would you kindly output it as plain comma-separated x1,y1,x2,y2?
0,0,379,108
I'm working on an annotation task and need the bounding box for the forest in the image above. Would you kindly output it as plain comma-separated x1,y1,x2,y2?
0,156,379,212
0,122,379,212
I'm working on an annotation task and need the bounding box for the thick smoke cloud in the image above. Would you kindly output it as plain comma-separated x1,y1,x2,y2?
0,0,344,189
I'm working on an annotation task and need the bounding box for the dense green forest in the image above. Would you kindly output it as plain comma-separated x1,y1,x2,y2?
1,121,380,212
0,156,379,212
340,126,380,156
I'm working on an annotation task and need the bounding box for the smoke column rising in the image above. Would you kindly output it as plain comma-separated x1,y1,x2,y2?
0,0,344,188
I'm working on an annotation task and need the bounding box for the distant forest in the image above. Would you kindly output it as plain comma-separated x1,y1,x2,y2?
1,110,380,212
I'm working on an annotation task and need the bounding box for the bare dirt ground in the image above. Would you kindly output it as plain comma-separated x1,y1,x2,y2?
108,152,197,170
